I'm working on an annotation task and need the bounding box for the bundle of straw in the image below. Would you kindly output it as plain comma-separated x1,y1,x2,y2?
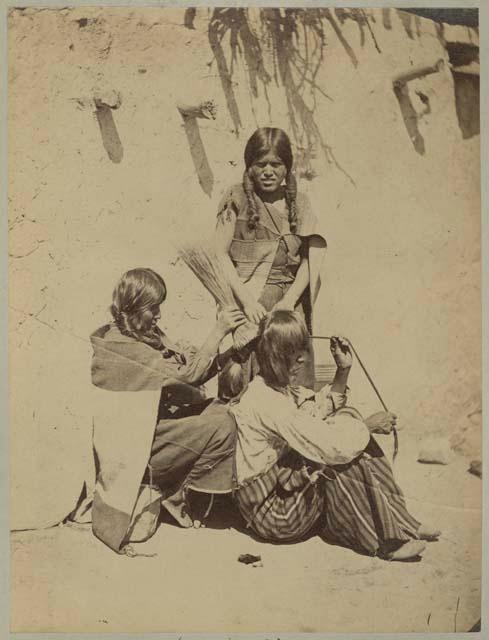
178,241,258,350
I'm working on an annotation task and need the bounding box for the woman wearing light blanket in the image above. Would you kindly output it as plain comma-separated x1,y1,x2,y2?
90,268,246,548
229,310,441,561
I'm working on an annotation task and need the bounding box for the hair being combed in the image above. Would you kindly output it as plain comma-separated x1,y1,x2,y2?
256,310,309,389
242,127,298,233
110,268,167,349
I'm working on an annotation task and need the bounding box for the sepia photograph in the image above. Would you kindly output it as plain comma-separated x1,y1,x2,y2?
5,2,485,635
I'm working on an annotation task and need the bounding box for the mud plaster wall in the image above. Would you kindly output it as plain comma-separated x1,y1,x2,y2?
8,8,481,528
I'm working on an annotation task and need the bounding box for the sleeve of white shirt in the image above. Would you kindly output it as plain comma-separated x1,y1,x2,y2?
289,384,348,420
262,391,370,466
314,383,349,417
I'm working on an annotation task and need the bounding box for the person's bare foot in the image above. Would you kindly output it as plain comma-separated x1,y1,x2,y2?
381,540,426,561
417,523,441,541
161,496,193,528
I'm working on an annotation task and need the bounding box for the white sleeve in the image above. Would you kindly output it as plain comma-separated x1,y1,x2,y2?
290,384,349,420
313,383,349,418
260,394,370,466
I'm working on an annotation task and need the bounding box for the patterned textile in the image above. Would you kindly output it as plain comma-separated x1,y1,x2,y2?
320,438,420,555
89,388,162,553
236,450,324,542
236,438,420,553
79,326,227,554
90,324,216,393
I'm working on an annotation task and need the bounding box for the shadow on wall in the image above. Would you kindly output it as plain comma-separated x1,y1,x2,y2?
94,99,123,163
397,10,422,40
445,42,480,139
181,119,214,197
402,8,479,28
182,8,479,192
202,7,388,185
452,72,480,139
392,59,444,156
393,10,480,142
177,101,218,197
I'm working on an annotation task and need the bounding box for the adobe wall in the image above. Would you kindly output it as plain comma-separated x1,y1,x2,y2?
8,7,480,527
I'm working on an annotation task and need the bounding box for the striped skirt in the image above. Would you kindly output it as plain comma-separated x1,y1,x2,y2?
320,438,420,555
236,449,324,542
236,439,420,554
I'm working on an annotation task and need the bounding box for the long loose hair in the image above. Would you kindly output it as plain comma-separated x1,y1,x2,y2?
243,127,298,233
256,310,309,389
110,268,167,349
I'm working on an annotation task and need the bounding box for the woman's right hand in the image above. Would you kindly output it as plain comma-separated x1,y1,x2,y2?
243,300,266,325
216,307,247,336
364,411,398,434
330,336,353,370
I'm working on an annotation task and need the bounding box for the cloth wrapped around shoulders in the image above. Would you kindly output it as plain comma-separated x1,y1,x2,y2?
90,324,217,399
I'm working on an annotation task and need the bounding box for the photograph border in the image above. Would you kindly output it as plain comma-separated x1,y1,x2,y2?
1,0,487,638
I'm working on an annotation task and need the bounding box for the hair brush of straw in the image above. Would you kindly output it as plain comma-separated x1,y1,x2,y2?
177,242,259,350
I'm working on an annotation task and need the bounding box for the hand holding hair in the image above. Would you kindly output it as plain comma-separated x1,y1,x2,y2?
216,307,247,336
243,299,266,325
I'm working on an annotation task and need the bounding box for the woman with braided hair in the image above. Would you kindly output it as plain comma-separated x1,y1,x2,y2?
215,127,327,399
89,268,246,548
92,268,245,396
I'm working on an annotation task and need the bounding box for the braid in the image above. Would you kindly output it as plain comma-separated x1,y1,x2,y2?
243,169,260,230
111,307,139,342
111,304,163,350
284,171,298,233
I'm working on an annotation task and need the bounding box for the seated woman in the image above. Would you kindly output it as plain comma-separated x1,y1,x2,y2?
91,268,246,531
229,310,440,561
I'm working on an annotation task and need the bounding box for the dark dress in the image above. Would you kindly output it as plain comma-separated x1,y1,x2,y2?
216,185,317,400
91,324,237,498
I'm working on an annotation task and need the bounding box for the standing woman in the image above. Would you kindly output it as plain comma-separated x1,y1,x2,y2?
215,127,327,399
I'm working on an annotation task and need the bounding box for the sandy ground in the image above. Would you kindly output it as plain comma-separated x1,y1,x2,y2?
11,434,481,634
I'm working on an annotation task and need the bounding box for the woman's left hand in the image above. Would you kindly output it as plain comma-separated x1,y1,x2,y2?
364,411,398,434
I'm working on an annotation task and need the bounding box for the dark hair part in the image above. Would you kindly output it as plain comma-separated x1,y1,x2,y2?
243,127,298,233
110,268,167,349
256,310,309,389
